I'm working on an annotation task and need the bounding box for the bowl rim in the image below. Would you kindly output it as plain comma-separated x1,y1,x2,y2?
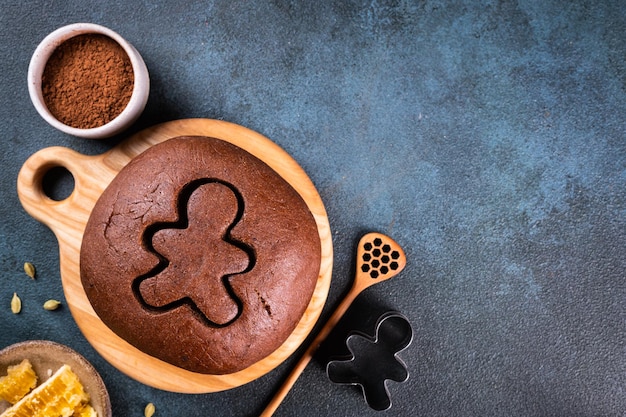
27,22,150,139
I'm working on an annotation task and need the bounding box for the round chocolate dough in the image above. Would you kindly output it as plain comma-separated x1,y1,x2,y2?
80,136,321,374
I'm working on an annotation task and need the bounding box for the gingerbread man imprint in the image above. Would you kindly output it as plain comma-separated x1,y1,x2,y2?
134,179,253,327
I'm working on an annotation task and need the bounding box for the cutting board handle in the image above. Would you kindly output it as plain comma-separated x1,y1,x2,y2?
17,146,114,240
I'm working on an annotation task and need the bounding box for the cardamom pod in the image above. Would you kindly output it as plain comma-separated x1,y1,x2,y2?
11,292,21,314
144,402,156,417
43,299,61,311
24,262,36,279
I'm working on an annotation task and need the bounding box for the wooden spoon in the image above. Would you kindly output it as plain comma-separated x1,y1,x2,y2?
260,232,406,416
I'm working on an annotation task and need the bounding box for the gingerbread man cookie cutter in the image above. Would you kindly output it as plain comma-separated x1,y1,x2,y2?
326,311,413,411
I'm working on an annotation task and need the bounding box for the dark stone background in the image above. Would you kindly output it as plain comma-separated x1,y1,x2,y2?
1,1,624,416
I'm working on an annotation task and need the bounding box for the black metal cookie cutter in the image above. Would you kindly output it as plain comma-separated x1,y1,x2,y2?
326,311,413,411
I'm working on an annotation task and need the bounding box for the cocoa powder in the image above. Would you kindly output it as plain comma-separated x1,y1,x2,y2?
42,34,134,129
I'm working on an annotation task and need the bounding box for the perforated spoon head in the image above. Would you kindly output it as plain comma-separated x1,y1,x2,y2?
355,232,406,291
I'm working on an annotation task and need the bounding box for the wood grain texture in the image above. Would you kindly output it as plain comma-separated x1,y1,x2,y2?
16,119,333,393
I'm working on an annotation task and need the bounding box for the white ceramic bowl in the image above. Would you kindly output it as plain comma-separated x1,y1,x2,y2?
27,23,150,139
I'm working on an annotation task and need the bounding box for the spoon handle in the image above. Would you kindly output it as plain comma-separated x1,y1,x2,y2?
260,282,360,417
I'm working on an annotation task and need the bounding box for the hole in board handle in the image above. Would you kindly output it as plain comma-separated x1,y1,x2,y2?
42,165,75,201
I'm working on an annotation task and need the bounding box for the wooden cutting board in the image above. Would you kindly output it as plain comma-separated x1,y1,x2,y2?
16,118,333,393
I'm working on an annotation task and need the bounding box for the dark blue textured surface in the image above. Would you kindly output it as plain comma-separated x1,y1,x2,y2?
1,1,625,416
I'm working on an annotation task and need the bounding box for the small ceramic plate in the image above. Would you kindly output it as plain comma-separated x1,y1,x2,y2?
0,340,111,417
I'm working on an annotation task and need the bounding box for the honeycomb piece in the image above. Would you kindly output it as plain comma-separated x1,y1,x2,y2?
1,364,90,417
72,403,97,417
0,359,38,404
